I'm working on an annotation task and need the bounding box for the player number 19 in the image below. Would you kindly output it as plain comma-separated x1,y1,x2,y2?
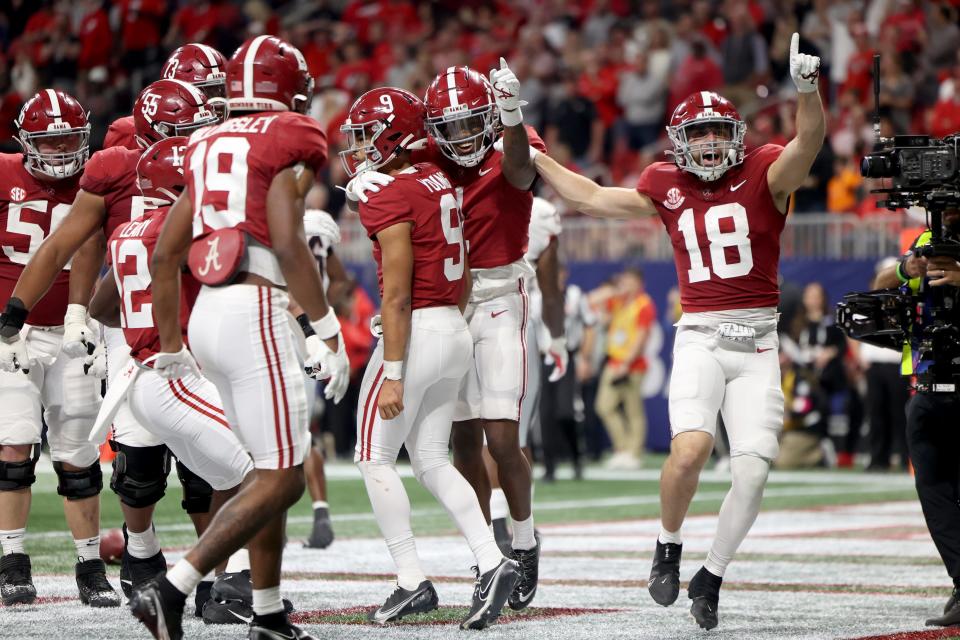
677,202,753,283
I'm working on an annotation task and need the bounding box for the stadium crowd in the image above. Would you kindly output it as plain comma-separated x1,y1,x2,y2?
0,0,949,472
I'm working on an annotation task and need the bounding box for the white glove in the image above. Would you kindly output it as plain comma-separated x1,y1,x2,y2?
83,341,107,379
489,57,526,127
303,209,341,246
342,171,394,204
61,304,95,358
304,334,350,404
543,335,569,383
369,314,383,338
492,137,539,162
0,334,32,373
789,32,821,94
150,347,200,380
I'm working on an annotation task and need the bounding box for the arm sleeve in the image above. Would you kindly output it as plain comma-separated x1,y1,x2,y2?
359,181,414,239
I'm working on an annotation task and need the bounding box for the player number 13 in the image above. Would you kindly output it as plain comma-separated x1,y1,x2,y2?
677,202,753,283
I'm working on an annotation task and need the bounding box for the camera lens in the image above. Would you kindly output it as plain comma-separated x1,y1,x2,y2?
861,153,896,178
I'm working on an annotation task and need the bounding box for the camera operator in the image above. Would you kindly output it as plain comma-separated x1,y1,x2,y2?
874,206,960,626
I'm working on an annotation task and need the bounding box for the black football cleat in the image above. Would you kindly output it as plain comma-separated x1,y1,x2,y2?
460,558,520,630
648,540,682,606
926,587,960,626
76,558,121,607
0,552,37,605
211,569,253,603
120,526,167,599
203,597,254,625
492,518,512,556
248,621,315,639
129,580,184,640
688,566,722,630
508,540,540,611
367,580,439,624
304,508,335,549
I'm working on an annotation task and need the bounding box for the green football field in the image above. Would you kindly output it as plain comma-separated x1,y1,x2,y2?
2,457,955,640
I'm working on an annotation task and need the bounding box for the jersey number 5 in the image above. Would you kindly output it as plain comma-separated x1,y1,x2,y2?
677,203,753,283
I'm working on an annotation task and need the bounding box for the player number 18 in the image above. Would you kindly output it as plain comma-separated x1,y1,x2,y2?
677,202,753,283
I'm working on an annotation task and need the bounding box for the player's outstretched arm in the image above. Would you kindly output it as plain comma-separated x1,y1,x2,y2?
325,251,355,310
68,229,106,306
375,222,415,420
151,193,193,353
491,57,537,190
767,33,826,211
10,190,105,309
536,237,564,340
88,271,121,328
533,152,656,219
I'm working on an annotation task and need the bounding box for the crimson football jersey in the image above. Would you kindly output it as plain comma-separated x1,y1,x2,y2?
81,146,165,238
359,163,465,310
103,115,138,150
185,111,327,247
108,206,199,363
0,154,80,326
636,144,785,313
414,126,546,270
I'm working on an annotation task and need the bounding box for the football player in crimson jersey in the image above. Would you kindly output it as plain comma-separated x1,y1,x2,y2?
134,35,346,640
0,77,224,611
343,87,519,629
346,58,564,611
104,42,227,150
0,90,121,608
528,34,825,629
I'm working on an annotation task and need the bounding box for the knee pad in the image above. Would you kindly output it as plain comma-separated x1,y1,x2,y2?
0,445,40,491
53,460,103,500
176,460,213,514
409,452,448,484
730,454,771,495
110,442,170,508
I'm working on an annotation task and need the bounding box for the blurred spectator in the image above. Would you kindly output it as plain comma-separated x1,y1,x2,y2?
878,53,915,133
76,0,110,74
719,3,769,107
616,52,666,151
827,154,864,213
595,267,655,470
543,71,603,166
928,64,960,138
667,38,724,115
922,4,960,73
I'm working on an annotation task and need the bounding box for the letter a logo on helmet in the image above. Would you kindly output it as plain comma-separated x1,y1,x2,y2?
226,36,313,113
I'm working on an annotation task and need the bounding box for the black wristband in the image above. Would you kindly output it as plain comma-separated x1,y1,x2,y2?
297,313,316,338
0,297,28,339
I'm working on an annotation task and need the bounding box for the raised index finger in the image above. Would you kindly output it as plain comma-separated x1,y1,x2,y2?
500,56,509,70
790,32,799,59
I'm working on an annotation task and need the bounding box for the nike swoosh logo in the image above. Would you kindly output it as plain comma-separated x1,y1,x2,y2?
372,591,423,622
490,310,508,318
756,348,773,353
227,609,253,624
479,168,493,176
730,179,747,191
517,587,536,603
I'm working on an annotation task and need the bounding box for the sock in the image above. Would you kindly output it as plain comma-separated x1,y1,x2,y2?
252,611,288,630
490,488,509,521
512,516,536,550
418,463,503,574
658,527,682,545
704,455,769,578
312,500,329,511
252,585,284,615
0,528,26,555
225,547,250,573
358,462,426,591
74,535,100,563
165,559,204,596
127,525,161,560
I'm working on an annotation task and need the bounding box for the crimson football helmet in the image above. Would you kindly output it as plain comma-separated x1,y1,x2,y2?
424,66,497,167
133,79,219,148
136,136,187,204
15,89,90,179
666,91,746,182
226,35,313,113
162,43,227,115
340,87,426,177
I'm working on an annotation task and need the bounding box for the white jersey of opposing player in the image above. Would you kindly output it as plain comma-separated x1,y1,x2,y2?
523,197,562,351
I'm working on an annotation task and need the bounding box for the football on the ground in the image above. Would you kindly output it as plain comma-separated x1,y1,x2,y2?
100,528,124,564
